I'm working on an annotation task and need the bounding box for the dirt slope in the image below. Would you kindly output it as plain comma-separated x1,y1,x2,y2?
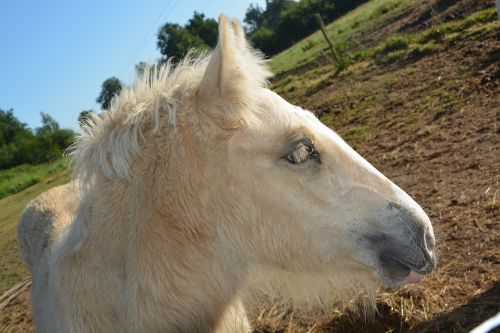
1,0,498,332
256,1,499,332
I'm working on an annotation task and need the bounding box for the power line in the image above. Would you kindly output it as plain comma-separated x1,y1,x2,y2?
117,0,181,81
201,0,214,13
91,0,184,113
117,0,173,80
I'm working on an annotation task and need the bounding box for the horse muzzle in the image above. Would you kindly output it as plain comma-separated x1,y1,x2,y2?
363,201,436,287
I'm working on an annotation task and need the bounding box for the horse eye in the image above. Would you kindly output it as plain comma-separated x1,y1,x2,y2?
285,143,320,164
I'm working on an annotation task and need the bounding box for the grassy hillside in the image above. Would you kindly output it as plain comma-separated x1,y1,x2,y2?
0,159,69,199
271,0,409,74
0,170,70,295
271,0,497,75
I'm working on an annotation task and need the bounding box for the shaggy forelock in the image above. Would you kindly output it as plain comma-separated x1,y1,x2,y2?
69,53,208,189
69,47,270,191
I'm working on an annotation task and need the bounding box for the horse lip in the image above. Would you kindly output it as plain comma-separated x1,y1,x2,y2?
379,241,436,276
404,270,423,284
376,253,434,287
362,231,436,284
391,256,433,275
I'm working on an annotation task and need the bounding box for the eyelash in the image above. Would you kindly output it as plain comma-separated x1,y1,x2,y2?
285,143,321,165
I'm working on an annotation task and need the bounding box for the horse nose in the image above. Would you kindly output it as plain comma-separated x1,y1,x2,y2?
420,226,436,274
385,201,436,273
424,227,435,256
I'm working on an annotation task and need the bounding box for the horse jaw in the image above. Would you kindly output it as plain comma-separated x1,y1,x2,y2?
223,88,435,293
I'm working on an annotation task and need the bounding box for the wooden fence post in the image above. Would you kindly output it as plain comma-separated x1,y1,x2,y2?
314,13,344,73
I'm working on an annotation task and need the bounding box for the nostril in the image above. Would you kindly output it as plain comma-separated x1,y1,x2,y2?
425,228,435,254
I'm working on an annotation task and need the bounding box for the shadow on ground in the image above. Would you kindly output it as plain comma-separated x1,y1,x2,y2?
326,282,500,333
413,281,499,333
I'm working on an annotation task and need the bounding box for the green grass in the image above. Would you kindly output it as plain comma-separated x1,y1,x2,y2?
271,4,498,77
0,169,71,294
371,7,498,63
270,0,411,74
381,36,410,53
0,159,71,293
0,161,71,294
0,159,69,199
415,7,497,45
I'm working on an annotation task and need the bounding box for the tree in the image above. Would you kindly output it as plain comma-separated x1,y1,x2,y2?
245,0,298,53
157,12,218,61
157,23,206,61
0,108,31,146
249,27,278,55
33,112,72,163
96,77,123,110
186,12,218,47
0,108,34,168
0,109,74,168
244,3,265,33
262,0,297,31
36,112,60,135
279,0,336,45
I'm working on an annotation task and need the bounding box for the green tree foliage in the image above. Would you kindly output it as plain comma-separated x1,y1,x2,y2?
186,12,218,47
96,77,123,110
0,109,32,167
157,12,218,61
0,108,74,169
245,0,296,33
262,0,297,31
157,23,206,60
244,0,297,53
279,0,336,45
250,27,279,54
36,112,60,135
0,109,31,147
244,3,265,33
243,0,297,55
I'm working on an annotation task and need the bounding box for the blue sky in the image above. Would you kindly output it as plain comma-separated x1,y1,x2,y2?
0,0,265,130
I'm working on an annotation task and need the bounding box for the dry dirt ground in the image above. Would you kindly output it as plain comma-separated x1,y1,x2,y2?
1,1,498,332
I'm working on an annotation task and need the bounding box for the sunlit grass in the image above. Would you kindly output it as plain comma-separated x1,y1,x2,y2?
270,0,410,74
0,159,69,199
0,169,70,294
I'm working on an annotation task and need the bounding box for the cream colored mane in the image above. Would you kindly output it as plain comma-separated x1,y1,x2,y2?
72,41,270,192
71,55,208,187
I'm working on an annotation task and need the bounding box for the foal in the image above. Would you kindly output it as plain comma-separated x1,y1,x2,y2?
19,16,435,332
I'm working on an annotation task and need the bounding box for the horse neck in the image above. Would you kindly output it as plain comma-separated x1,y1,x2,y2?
79,153,249,322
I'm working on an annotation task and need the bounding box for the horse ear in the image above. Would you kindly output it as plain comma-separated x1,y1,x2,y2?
230,17,270,85
230,18,247,50
197,15,270,123
198,15,246,105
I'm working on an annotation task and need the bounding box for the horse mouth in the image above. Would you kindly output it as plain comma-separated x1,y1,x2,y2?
376,254,434,287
